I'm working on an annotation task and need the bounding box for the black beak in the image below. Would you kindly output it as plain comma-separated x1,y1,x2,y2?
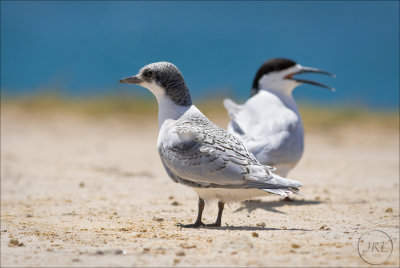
286,67,336,92
119,75,142,84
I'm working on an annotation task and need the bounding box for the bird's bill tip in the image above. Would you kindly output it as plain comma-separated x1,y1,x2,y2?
285,66,336,91
119,75,142,84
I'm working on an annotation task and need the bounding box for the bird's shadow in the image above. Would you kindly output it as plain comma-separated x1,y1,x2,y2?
234,199,323,214
200,199,322,231
202,225,310,231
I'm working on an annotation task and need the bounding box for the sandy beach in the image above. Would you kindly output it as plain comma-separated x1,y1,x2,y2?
1,103,399,267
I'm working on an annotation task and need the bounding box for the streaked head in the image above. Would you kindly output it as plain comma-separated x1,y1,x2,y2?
250,58,335,97
120,62,192,106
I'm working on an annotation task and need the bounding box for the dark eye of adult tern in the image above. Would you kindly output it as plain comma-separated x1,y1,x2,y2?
145,70,153,78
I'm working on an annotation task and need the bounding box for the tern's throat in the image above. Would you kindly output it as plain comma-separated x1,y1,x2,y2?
156,94,191,129
261,85,299,113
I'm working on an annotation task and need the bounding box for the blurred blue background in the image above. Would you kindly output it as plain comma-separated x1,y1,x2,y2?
1,1,399,109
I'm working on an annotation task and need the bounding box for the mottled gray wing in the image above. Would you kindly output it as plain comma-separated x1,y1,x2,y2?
160,156,210,188
158,117,273,188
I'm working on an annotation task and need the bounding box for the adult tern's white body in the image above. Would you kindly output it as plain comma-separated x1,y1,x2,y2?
224,58,335,177
120,62,302,228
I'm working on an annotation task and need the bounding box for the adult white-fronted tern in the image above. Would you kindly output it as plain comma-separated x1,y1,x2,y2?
224,58,335,177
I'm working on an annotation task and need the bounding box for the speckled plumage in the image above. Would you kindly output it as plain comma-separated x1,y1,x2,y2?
158,107,300,197
158,111,267,186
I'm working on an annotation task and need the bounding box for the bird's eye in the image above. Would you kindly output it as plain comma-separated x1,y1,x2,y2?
145,70,153,77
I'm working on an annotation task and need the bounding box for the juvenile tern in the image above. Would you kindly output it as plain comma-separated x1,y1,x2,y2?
224,58,335,177
120,62,302,228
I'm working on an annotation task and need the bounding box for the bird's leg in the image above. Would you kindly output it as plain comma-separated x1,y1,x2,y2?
178,198,205,228
206,201,224,227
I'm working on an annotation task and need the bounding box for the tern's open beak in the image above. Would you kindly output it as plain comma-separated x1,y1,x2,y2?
119,75,142,84
285,66,336,92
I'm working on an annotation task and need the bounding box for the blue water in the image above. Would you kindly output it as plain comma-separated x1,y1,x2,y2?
1,1,399,109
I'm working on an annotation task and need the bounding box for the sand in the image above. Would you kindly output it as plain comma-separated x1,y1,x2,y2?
1,107,399,267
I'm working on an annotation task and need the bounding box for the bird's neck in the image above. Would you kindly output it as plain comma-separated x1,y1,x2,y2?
156,95,191,129
261,86,299,113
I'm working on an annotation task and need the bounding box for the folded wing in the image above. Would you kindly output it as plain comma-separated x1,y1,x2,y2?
158,113,301,194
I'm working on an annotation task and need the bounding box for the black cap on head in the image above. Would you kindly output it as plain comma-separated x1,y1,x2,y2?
120,62,192,107
250,58,297,96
